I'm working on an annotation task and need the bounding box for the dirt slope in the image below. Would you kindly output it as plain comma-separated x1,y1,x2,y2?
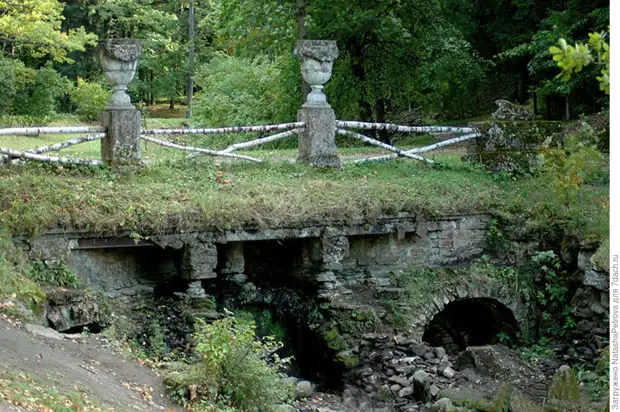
0,318,184,411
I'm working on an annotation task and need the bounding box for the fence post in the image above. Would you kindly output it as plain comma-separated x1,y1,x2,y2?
295,40,341,168
98,39,142,167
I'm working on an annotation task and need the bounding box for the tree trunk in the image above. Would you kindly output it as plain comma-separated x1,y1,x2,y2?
349,39,372,122
565,95,570,121
374,97,389,144
150,70,155,106
296,0,311,104
186,0,195,119
349,41,374,137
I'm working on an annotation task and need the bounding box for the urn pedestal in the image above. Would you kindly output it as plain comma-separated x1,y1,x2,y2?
295,40,341,168
98,39,142,167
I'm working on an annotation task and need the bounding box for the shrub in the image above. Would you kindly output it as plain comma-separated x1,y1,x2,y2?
0,59,72,126
165,314,291,411
12,63,72,125
25,259,79,288
194,54,283,127
0,238,46,313
70,78,110,121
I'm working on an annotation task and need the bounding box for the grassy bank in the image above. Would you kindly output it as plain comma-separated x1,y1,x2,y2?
0,154,608,242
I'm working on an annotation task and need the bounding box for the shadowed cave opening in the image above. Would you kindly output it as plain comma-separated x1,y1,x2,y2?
422,297,520,354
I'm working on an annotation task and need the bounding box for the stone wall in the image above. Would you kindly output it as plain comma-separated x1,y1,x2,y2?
16,214,508,340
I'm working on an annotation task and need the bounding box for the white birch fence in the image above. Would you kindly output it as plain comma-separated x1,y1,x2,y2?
0,120,480,166
0,123,306,165
335,121,481,164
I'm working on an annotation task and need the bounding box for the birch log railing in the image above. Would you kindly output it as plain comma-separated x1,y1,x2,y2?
0,127,107,165
335,120,481,164
140,122,305,163
0,123,305,165
0,119,481,167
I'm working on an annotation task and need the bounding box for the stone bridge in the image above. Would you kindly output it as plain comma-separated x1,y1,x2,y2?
16,212,538,346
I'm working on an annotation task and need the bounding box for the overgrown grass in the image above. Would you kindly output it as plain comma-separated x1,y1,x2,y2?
0,371,110,411
0,237,46,313
0,115,609,245
0,153,608,241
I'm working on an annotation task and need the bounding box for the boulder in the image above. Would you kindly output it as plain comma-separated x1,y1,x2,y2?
24,323,64,340
294,380,315,400
429,397,453,412
45,289,104,333
412,370,431,402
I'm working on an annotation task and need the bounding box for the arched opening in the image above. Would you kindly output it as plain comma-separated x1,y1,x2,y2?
423,298,520,354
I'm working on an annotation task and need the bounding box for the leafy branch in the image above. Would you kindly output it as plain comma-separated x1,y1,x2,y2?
549,30,609,94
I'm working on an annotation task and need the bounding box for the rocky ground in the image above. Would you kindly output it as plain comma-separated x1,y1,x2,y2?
290,337,551,412
0,317,184,411
0,313,603,412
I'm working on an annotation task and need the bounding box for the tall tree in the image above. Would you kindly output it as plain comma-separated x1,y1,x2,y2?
0,0,97,61
186,0,195,118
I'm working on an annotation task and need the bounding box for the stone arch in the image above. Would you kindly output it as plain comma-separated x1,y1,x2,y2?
422,298,520,353
408,276,532,344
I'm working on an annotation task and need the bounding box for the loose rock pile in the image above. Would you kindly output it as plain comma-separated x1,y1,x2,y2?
339,334,549,412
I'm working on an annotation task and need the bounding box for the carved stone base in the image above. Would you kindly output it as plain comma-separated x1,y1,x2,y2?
297,107,341,168
101,109,141,167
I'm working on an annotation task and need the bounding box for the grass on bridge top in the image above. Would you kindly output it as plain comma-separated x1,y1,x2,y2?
0,150,609,244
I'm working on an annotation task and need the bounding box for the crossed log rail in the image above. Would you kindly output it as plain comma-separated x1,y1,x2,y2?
0,123,306,165
0,127,106,165
0,120,481,166
336,120,480,164
335,121,476,134
140,123,305,162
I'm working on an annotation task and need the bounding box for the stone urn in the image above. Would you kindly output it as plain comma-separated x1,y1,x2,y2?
98,39,142,109
295,40,339,108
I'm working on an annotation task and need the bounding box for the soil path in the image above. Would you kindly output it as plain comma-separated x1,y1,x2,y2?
0,318,184,411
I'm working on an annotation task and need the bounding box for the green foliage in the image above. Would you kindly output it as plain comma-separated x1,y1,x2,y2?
545,121,608,197
25,259,79,288
518,337,554,364
0,0,97,62
496,3,608,115
0,57,34,119
0,237,46,313
486,219,508,253
0,61,72,125
194,54,285,126
70,78,110,121
88,0,178,39
531,251,575,337
550,31,610,94
236,308,287,344
541,121,609,239
166,315,291,411
0,59,71,125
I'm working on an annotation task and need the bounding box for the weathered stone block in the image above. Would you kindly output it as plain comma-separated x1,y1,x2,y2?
181,242,217,279
581,269,608,291
101,108,141,166
467,121,563,174
46,289,104,332
321,234,349,270
220,242,245,274
297,107,341,168
452,230,475,250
